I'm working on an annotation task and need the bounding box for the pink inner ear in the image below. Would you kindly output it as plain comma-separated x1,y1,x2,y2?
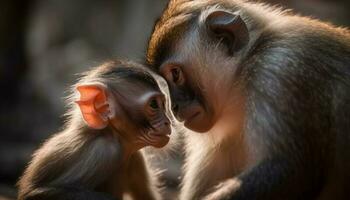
75,85,110,129
77,85,102,102
75,100,96,113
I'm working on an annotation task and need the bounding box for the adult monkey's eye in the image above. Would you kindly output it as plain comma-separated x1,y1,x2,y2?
149,99,159,110
171,67,181,84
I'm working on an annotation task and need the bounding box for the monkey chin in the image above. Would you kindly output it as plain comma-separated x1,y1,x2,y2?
150,136,170,148
183,111,214,133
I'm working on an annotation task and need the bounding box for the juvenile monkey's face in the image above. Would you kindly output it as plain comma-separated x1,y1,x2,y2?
139,89,171,148
113,82,171,149
76,62,171,149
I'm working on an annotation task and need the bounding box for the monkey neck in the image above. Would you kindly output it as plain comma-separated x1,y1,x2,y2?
208,94,246,145
111,129,143,166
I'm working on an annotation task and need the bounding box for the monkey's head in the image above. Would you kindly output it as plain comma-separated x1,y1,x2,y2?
75,61,171,148
147,2,250,132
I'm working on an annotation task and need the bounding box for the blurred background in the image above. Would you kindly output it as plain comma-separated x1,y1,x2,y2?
0,0,349,199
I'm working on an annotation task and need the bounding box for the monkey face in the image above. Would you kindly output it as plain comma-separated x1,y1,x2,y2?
149,9,250,133
77,62,172,150
139,91,171,148
110,82,171,149
160,64,216,133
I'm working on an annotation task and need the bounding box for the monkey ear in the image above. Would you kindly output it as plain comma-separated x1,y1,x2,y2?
206,10,249,54
75,84,113,129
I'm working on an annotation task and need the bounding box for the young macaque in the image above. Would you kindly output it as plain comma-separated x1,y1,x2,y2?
17,60,171,200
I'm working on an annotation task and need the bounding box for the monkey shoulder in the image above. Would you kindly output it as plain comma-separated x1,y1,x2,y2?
20,130,122,189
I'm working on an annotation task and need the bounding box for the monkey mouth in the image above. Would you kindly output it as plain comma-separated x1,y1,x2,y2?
148,133,170,148
184,111,200,126
142,130,170,148
151,132,171,138
149,127,171,141
177,103,212,132
177,103,202,124
154,124,172,135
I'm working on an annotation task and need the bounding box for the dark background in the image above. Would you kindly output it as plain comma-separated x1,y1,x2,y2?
0,0,349,199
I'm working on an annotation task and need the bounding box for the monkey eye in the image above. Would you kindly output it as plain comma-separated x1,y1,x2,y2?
171,68,181,84
149,99,159,110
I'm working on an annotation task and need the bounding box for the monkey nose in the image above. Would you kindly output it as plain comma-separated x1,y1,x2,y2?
164,120,170,127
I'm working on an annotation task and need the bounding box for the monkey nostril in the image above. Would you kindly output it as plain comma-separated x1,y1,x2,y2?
164,121,169,126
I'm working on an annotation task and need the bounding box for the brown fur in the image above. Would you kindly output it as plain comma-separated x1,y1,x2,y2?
147,0,350,200
17,60,166,200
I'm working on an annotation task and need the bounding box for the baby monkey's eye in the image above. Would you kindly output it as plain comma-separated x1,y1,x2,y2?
149,99,159,110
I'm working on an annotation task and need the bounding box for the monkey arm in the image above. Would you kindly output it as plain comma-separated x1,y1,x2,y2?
203,156,320,200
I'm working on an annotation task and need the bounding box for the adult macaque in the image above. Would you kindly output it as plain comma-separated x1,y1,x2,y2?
147,0,350,199
18,60,171,200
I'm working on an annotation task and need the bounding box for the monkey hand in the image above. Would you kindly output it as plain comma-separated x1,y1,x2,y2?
202,178,241,200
